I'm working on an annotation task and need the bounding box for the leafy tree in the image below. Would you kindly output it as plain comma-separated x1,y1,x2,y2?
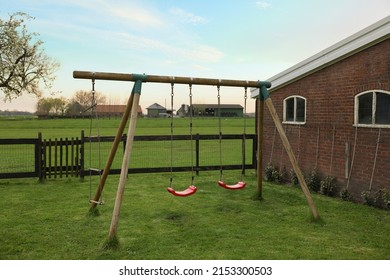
36,97,53,116
36,97,67,116
0,12,59,100
52,97,67,115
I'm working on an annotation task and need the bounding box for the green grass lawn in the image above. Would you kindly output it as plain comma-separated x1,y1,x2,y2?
0,172,389,260
0,117,389,260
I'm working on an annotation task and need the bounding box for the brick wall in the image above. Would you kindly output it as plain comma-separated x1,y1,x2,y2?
261,39,390,199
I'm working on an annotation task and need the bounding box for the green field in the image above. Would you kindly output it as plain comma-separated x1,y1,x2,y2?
0,116,255,138
0,117,389,260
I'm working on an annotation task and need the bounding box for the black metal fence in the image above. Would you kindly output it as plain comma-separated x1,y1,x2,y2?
0,131,257,180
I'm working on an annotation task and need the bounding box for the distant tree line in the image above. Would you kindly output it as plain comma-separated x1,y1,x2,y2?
36,90,106,117
0,110,34,116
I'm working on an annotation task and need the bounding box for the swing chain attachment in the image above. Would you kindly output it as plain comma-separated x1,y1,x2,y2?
88,74,104,205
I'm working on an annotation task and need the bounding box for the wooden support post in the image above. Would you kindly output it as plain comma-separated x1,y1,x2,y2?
264,97,320,220
90,93,134,209
256,98,264,197
108,92,141,241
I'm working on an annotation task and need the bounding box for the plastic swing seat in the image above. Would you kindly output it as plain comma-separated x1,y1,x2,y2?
218,181,246,190
167,185,197,197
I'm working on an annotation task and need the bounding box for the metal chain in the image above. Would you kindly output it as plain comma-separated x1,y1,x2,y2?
189,84,195,186
88,79,95,202
170,83,174,188
241,87,248,180
217,85,223,181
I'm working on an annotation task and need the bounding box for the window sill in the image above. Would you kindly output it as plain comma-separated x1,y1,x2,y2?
353,124,390,129
282,121,306,125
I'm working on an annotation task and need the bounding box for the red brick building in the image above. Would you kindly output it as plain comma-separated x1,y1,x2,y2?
254,16,390,201
96,104,143,118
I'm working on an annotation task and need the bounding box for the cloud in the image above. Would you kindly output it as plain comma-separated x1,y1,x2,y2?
170,8,207,25
53,0,165,29
108,5,164,28
256,1,272,9
114,32,223,63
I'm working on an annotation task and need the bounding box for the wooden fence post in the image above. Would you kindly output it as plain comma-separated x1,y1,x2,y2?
195,133,200,175
37,132,44,182
80,130,85,180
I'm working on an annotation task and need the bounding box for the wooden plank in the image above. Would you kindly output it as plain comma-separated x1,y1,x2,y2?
257,98,264,196
74,70,271,89
264,97,320,220
108,92,141,240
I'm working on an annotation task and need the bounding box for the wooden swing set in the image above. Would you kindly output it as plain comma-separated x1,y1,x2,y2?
73,70,320,241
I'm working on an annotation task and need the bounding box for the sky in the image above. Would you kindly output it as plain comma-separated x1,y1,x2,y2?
1,0,390,113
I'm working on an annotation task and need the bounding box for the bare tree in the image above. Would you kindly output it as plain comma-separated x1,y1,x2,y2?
72,90,107,110
0,12,59,100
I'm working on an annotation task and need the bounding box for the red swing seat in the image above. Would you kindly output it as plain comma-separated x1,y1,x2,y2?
167,185,197,197
218,181,246,190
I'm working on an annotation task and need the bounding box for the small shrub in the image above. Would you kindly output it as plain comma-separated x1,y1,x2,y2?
276,167,287,184
307,170,321,192
340,188,353,201
373,188,390,210
361,188,390,210
320,176,337,197
265,163,276,182
265,163,285,184
271,169,284,184
361,191,375,207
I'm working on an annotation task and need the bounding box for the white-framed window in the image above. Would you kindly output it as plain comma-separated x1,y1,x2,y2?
283,95,306,124
354,90,390,128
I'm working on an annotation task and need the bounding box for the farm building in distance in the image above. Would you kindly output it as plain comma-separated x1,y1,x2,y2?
253,16,390,202
96,104,143,118
146,103,244,118
146,103,167,118
177,104,244,117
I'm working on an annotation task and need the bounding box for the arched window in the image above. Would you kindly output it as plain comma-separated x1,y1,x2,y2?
283,95,306,124
355,90,390,127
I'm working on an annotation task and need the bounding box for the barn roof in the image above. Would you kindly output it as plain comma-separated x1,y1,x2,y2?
251,15,390,97
147,103,166,110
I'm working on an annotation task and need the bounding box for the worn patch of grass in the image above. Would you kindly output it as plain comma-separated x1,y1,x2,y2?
0,172,389,260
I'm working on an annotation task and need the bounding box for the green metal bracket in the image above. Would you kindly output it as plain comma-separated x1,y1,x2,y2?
258,81,271,100
131,74,147,95
260,86,269,100
258,81,271,88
